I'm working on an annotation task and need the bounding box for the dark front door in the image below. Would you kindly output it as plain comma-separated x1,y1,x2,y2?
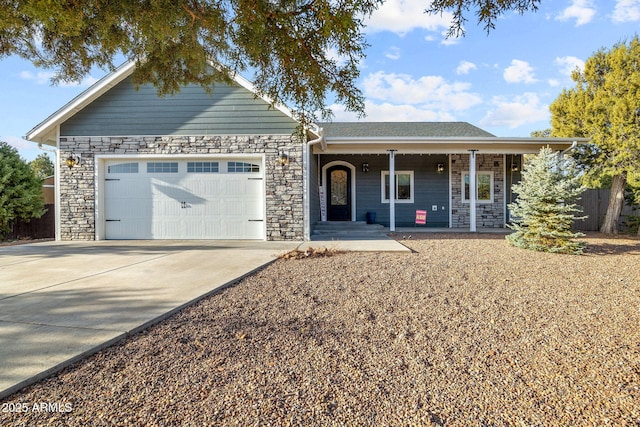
327,165,351,221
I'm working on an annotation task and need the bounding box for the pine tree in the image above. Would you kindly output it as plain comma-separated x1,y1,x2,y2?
550,37,640,234
507,147,587,254
1,1,539,122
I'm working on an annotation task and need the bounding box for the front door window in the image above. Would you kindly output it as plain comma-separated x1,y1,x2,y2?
327,165,351,221
330,170,348,206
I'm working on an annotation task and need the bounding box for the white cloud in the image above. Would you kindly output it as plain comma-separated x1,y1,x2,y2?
326,47,349,67
330,101,455,122
1,136,49,161
456,60,477,75
19,70,98,88
555,56,585,77
2,135,38,151
612,0,640,22
556,0,596,26
385,46,401,60
362,71,482,111
440,32,462,46
503,60,538,84
19,70,54,85
366,0,454,35
328,70,483,122
480,93,549,128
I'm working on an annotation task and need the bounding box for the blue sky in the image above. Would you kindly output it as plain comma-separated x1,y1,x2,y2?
2,0,639,161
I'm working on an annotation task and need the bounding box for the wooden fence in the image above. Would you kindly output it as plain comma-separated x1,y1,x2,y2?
3,204,55,240
574,189,637,231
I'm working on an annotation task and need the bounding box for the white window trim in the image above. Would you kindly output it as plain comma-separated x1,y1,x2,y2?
462,171,494,204
381,170,414,204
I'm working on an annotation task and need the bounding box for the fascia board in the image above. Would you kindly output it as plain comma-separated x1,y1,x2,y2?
224,70,299,122
313,137,590,155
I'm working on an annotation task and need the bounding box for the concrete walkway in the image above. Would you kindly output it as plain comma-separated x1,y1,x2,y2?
0,240,299,399
303,234,412,252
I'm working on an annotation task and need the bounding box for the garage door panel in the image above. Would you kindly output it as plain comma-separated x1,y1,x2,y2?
104,158,264,239
106,219,152,240
152,219,182,238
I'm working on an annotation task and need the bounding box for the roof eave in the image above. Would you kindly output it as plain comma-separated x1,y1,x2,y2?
313,137,590,155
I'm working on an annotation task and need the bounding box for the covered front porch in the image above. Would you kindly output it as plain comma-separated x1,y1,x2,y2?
304,122,585,239
312,152,521,232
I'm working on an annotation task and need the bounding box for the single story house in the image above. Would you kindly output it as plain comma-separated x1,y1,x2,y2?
26,61,585,241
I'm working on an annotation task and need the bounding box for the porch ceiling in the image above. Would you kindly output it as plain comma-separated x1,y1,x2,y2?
312,137,590,155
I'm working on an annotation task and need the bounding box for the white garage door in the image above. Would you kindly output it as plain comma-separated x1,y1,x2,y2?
103,158,264,239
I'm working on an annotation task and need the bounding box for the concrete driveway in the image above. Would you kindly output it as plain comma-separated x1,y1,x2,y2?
0,240,299,399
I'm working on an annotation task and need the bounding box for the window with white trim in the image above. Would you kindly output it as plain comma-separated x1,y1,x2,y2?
108,163,138,173
228,161,260,173
381,171,414,203
187,161,219,173
462,171,494,203
147,162,178,173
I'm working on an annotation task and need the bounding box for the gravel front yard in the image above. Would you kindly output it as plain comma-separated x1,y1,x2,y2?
2,233,639,426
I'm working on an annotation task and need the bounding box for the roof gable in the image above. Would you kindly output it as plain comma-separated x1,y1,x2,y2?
26,62,299,145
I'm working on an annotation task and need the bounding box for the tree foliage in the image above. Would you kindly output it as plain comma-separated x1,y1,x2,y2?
0,142,46,238
507,147,586,255
427,0,540,37
550,37,640,234
29,153,55,180
1,0,539,122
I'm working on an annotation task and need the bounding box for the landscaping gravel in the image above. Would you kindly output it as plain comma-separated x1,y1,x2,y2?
2,233,639,426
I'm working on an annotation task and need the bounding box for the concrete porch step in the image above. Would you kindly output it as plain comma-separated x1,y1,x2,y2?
312,221,387,236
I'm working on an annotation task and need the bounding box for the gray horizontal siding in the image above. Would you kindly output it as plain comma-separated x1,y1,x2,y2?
320,154,450,227
60,76,298,136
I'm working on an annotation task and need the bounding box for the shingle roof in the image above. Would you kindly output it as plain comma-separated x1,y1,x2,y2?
318,122,496,138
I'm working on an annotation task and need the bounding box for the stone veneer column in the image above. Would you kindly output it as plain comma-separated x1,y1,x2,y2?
450,153,505,228
58,135,304,241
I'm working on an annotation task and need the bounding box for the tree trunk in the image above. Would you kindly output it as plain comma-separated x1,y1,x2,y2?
600,172,627,234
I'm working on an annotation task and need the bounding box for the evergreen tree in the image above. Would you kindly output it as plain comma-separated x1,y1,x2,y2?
507,147,586,255
0,141,45,238
1,0,539,122
550,37,640,234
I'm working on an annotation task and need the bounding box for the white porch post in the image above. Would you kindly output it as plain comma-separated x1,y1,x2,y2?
469,149,477,232
388,149,396,232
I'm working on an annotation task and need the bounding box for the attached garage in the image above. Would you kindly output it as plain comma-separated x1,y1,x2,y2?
98,156,265,240
25,61,306,241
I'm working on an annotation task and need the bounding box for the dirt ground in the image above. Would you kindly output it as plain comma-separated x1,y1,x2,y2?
1,232,639,426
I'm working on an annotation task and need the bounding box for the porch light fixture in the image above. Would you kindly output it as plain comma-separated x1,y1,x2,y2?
277,151,289,166
437,162,445,174
511,161,519,172
362,162,369,173
65,153,81,169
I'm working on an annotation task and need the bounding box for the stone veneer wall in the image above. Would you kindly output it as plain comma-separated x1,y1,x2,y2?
58,135,303,241
450,153,505,228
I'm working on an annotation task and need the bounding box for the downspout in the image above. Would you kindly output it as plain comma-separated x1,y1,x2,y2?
561,141,578,155
553,141,579,177
303,126,324,240
307,126,325,149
